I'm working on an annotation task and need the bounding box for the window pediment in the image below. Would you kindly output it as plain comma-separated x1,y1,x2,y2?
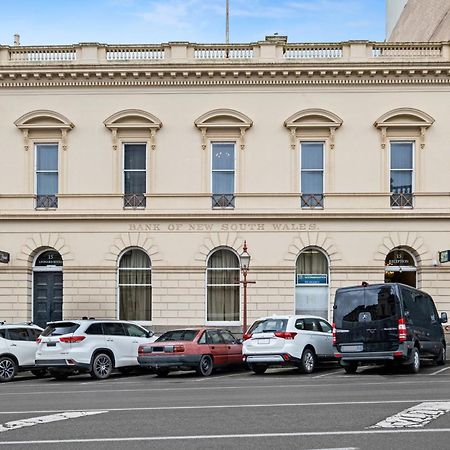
284,109,343,149
195,108,253,150
14,110,74,151
104,109,162,150
374,108,434,149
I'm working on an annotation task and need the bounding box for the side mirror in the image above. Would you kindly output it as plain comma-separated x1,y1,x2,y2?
236,338,243,344
147,330,154,338
440,312,448,324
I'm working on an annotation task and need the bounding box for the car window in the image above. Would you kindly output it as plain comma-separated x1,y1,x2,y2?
207,330,224,344
318,320,332,333
124,324,147,338
156,330,199,342
198,332,207,344
42,322,80,337
103,322,126,336
248,319,288,334
85,323,104,335
295,319,304,330
7,328,30,341
220,331,237,344
303,319,319,332
28,329,42,340
0,330,5,339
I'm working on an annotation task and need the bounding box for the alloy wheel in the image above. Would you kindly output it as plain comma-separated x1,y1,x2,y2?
0,358,16,382
92,354,112,379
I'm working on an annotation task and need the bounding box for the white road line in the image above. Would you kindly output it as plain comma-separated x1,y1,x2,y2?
0,411,107,434
0,398,449,415
370,401,450,429
0,428,450,445
430,366,450,376
313,370,345,379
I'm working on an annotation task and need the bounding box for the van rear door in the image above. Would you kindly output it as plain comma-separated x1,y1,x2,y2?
334,285,400,352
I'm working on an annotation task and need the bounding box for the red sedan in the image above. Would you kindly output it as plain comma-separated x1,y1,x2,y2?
138,328,243,377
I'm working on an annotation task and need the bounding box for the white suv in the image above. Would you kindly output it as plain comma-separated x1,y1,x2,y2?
0,322,45,382
36,320,156,380
243,315,335,374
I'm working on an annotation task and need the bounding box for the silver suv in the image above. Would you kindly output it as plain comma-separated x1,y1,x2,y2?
0,322,45,382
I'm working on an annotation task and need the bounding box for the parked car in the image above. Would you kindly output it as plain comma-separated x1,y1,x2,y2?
35,319,156,380
333,282,448,374
138,328,243,377
0,322,45,382
242,315,335,374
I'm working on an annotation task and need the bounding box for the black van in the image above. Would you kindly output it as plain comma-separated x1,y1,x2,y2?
333,283,448,374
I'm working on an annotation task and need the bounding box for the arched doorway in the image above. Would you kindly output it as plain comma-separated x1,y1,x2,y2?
33,250,63,328
295,248,329,319
384,248,416,287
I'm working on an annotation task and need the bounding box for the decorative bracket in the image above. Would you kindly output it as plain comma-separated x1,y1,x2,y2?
240,127,246,150
380,127,387,150
61,129,68,151
420,126,426,149
22,129,29,151
290,128,297,150
201,128,207,150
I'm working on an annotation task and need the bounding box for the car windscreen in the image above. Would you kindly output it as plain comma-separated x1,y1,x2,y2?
156,330,199,342
334,286,399,326
248,318,288,334
42,322,80,337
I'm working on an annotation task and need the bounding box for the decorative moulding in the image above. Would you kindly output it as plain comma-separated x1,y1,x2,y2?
374,107,434,150
16,233,74,264
284,108,343,150
14,110,74,151
194,232,243,263
194,108,253,150
103,109,162,151
104,233,163,264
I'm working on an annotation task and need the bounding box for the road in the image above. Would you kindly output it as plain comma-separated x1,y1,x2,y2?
1,362,450,449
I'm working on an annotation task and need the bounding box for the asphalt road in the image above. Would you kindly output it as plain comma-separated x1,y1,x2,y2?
1,361,450,450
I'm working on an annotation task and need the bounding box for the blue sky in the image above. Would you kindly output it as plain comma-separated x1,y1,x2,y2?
0,0,386,45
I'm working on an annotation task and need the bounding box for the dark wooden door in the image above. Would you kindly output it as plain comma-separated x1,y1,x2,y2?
33,271,63,328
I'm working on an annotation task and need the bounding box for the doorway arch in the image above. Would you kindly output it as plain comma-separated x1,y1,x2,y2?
384,248,416,287
33,249,63,328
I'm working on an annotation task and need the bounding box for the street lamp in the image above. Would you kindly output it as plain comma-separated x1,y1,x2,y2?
240,241,252,334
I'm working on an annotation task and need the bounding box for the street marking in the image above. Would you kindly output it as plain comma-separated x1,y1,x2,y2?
430,367,450,376
0,428,450,445
370,402,450,428
0,411,107,434
0,398,449,415
313,370,345,379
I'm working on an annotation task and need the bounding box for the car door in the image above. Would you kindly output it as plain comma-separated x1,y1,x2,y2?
303,319,327,356
220,330,242,365
206,330,228,366
123,323,151,363
318,319,334,357
425,295,444,356
102,322,131,367
6,328,36,366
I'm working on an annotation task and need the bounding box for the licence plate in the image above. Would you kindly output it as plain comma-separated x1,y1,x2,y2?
257,339,270,345
46,342,57,347
341,345,363,352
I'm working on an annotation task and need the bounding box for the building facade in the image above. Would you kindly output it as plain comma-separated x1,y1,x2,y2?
1,37,450,333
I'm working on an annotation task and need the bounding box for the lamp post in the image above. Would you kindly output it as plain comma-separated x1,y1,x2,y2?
240,241,254,335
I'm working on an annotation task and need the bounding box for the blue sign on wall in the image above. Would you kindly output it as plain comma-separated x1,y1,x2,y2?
297,274,328,285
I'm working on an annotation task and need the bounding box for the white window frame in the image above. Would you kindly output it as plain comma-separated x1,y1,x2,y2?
122,142,147,195
389,140,415,194
299,140,325,208
210,140,236,196
34,142,59,196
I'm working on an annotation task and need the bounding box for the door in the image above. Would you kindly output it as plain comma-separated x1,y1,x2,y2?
6,328,36,366
220,330,242,365
33,272,63,328
206,330,228,365
317,319,334,357
123,323,150,363
102,322,131,367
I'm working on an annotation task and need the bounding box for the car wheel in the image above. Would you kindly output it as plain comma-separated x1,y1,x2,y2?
436,346,446,366
90,353,113,380
196,355,213,377
49,369,69,381
406,347,420,374
249,364,267,375
299,348,316,374
0,356,17,382
155,368,169,377
31,369,47,378
344,363,358,374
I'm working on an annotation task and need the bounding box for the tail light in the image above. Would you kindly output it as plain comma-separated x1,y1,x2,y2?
173,345,185,353
138,345,144,355
36,338,42,343
332,323,337,345
59,336,86,343
398,318,407,342
243,333,252,341
274,331,297,340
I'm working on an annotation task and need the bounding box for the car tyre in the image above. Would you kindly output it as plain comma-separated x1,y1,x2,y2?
299,348,316,374
154,368,169,377
344,362,358,374
90,353,113,380
196,355,213,377
406,347,420,374
249,364,267,375
436,346,446,366
31,369,47,378
49,369,69,381
0,356,17,382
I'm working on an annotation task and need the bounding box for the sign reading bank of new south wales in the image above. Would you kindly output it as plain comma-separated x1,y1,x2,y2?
0,251,10,264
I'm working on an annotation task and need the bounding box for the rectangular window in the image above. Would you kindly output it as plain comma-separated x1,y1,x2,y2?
301,142,324,208
123,143,146,208
390,141,413,208
35,143,58,208
211,142,235,208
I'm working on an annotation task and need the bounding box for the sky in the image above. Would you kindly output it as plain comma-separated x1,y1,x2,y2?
0,0,386,45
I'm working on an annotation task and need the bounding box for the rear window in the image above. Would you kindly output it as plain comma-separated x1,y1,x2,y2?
248,318,288,334
42,322,80,337
334,286,399,325
156,330,199,342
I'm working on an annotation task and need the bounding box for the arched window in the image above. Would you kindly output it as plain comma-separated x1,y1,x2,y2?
206,248,240,322
384,248,416,287
295,248,329,319
118,249,152,321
